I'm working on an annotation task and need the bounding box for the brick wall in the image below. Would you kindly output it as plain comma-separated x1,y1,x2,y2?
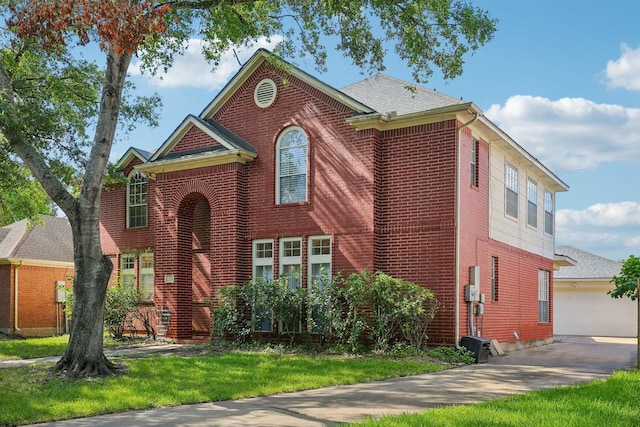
10,265,73,337
376,120,459,345
0,265,12,332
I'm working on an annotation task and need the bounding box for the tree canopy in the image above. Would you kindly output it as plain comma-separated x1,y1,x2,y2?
609,255,640,301
0,0,497,377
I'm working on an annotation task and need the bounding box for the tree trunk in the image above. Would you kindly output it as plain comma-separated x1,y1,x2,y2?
54,51,131,377
54,212,118,376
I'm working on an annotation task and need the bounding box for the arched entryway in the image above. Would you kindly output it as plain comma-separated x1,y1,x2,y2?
176,193,212,340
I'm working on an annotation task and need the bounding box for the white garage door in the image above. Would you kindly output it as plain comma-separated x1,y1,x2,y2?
554,285,637,337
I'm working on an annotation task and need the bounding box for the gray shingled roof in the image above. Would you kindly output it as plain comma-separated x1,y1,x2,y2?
554,246,621,280
341,74,466,116
0,216,73,263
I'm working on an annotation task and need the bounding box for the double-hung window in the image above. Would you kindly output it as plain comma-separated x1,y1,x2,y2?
544,190,554,235
279,237,302,333
308,236,331,288
308,236,331,332
121,254,136,291
538,270,550,323
127,171,147,228
505,162,519,218
276,127,308,204
471,139,479,187
139,253,154,301
527,177,538,228
253,239,274,332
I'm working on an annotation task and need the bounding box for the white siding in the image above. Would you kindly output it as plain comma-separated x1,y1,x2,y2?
489,147,555,258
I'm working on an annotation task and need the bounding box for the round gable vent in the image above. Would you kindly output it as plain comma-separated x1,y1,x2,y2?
254,78,277,108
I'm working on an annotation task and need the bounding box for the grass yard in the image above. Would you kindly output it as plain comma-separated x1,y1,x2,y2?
0,346,448,425
349,369,640,427
0,334,70,360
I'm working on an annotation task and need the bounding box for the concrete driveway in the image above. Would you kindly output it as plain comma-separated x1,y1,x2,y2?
29,336,637,427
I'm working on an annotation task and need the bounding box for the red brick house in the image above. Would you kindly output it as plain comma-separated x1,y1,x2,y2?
0,216,74,337
100,49,568,348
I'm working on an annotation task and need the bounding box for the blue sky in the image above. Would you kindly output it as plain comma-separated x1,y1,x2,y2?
119,1,640,262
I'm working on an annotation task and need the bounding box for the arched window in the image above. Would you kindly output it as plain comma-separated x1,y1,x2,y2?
127,171,147,228
276,127,308,204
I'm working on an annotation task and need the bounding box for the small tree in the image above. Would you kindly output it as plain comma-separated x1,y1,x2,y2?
609,255,640,300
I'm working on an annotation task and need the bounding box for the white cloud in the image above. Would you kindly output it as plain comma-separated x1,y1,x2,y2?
605,44,640,91
128,36,284,91
486,96,640,172
556,202,640,259
557,201,640,227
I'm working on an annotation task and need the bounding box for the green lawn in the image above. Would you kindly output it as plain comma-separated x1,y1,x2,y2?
0,335,70,360
0,348,447,425
349,369,640,427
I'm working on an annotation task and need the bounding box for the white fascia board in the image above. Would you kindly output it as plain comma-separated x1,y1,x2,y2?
199,49,373,120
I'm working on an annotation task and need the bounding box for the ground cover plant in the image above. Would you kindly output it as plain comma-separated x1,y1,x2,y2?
348,369,640,427
0,342,454,426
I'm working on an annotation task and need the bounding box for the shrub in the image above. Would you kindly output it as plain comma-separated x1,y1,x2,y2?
104,284,138,340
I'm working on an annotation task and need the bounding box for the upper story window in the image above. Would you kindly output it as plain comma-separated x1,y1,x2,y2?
276,127,308,204
471,139,479,187
505,162,519,219
544,190,554,235
527,177,538,228
127,171,147,228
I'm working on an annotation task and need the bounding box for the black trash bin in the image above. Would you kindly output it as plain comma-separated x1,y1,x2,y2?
459,336,491,363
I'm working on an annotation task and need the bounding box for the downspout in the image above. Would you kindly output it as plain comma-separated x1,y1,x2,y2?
455,111,478,346
14,260,23,332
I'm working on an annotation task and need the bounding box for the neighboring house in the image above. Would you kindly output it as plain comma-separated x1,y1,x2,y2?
554,246,637,337
100,49,568,348
0,216,74,337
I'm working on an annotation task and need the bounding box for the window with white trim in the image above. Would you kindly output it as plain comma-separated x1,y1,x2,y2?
505,162,518,218
544,190,554,235
121,254,135,292
279,237,302,333
139,253,154,301
253,239,274,332
471,139,479,187
308,236,331,332
527,177,538,228
276,127,308,204
538,269,550,323
127,171,147,228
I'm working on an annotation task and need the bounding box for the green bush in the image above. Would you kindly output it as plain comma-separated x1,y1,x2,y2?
211,270,441,353
428,346,476,364
104,284,138,340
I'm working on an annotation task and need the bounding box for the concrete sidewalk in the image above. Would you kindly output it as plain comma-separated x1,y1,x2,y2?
23,336,639,426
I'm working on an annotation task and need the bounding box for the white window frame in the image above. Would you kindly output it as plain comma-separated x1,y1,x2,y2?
538,269,550,323
308,236,332,289
279,237,302,333
275,126,308,205
120,254,136,292
544,190,554,235
252,239,274,332
471,139,479,187
505,161,519,219
139,252,154,301
527,177,538,228
127,171,147,228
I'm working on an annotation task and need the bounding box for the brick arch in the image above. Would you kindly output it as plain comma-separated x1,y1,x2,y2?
168,179,220,215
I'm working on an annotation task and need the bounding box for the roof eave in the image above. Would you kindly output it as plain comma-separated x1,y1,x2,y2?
136,150,257,176
0,258,74,268
346,102,476,131
477,115,569,192
200,49,375,119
